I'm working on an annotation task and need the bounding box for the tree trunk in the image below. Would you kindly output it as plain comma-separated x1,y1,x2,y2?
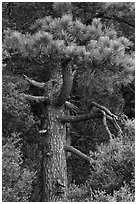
42,105,67,201
23,63,74,201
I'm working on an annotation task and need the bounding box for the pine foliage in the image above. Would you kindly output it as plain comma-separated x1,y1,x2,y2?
3,16,134,85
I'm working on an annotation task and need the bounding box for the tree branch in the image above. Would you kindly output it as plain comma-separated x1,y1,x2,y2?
102,111,113,140
106,15,135,28
59,111,101,123
91,102,122,135
64,145,95,164
23,74,45,89
23,94,49,104
65,101,79,114
112,117,123,136
90,101,118,119
61,101,122,135
105,115,118,132
85,13,135,28
55,59,75,107
105,114,122,135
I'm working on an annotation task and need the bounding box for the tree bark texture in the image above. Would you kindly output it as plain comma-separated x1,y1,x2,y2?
23,60,73,201
42,106,68,201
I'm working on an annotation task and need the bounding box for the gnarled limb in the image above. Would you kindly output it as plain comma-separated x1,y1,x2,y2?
90,102,118,119
23,74,45,89
23,94,49,104
59,111,101,123
64,145,95,164
60,107,122,135
55,60,76,107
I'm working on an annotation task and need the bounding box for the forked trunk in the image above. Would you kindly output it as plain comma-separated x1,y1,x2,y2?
23,62,74,201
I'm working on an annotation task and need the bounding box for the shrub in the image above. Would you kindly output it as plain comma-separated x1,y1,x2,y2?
67,182,134,202
67,183,89,201
90,183,134,202
2,133,35,201
67,119,135,201
87,130,134,194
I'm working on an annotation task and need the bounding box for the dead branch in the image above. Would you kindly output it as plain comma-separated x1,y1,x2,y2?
23,94,49,104
65,101,79,114
60,103,122,136
59,111,101,123
64,145,95,164
102,111,113,140
90,102,118,119
23,74,45,89
112,117,123,136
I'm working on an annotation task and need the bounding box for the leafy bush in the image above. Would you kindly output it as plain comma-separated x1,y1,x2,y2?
67,182,134,202
2,133,35,201
88,136,134,193
123,118,135,142
67,183,89,201
2,72,35,134
90,183,134,202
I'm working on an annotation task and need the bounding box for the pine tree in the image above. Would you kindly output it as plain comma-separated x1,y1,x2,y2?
3,11,134,201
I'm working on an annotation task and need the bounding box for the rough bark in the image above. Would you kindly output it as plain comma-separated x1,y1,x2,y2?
42,106,68,201
23,58,75,201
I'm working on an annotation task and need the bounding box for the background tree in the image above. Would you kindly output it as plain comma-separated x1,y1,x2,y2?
3,2,135,202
